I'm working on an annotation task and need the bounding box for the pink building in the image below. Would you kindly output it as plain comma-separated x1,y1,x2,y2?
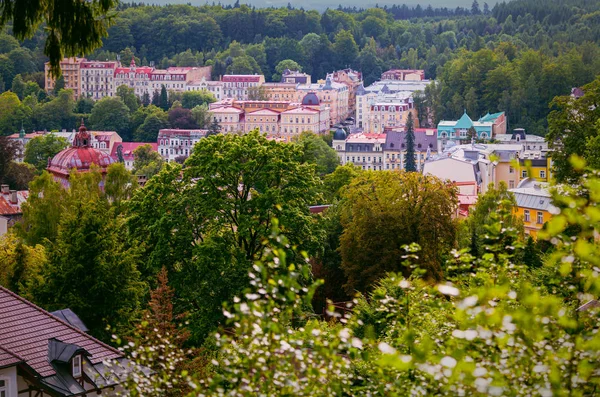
110,142,158,170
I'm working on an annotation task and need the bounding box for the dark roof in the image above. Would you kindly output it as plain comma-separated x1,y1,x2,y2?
0,286,122,378
48,338,90,364
333,127,347,141
383,131,438,151
302,92,320,106
51,309,89,332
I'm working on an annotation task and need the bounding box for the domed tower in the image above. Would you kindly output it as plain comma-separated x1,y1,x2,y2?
332,127,347,157
47,121,114,188
301,92,320,107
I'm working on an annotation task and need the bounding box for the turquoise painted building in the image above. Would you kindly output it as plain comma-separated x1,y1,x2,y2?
437,111,506,148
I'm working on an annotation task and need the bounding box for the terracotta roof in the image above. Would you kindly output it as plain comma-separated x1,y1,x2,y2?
110,142,158,161
47,147,114,177
0,345,24,369
222,75,263,82
0,190,28,216
0,286,122,377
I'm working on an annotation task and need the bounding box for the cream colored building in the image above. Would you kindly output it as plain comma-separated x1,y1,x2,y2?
245,109,280,135
298,77,349,125
262,83,302,102
279,107,322,141
45,57,85,98
186,77,223,100
210,106,245,133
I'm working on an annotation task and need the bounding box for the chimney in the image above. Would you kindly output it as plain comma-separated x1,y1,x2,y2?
9,190,17,204
1,184,8,194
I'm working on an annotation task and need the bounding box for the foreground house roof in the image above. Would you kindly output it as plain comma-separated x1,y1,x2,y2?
0,286,132,396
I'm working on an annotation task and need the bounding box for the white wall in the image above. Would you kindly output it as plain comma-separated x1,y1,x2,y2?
0,366,18,397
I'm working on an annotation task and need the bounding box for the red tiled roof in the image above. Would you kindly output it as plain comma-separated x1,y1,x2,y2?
0,286,122,377
0,345,23,369
222,75,263,83
0,191,28,216
110,142,157,161
47,147,114,177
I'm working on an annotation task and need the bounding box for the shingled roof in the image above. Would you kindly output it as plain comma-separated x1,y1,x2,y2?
0,286,124,392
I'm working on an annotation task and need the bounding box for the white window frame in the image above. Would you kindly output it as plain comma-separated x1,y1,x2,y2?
72,355,82,377
540,170,546,179
524,209,530,222
537,211,544,224
0,377,9,397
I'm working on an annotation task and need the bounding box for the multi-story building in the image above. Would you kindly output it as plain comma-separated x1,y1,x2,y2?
245,109,280,135
157,129,207,162
79,60,118,99
186,77,223,100
45,57,85,98
381,129,437,171
210,106,245,133
328,69,362,117
208,94,330,140
298,77,349,125
0,184,28,237
332,127,437,171
495,128,548,153
281,69,311,84
437,111,506,149
333,129,387,171
149,66,210,93
510,178,557,238
221,75,266,100
262,83,302,102
356,81,429,130
381,69,425,81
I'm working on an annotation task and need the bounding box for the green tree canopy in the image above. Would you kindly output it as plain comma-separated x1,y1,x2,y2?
340,171,457,293
292,131,339,176
23,134,68,173
181,90,215,109
88,97,131,139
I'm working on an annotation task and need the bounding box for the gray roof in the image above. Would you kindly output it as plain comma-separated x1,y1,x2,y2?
383,131,438,152
51,309,89,332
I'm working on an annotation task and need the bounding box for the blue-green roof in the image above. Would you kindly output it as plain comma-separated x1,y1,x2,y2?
478,111,504,122
454,112,473,129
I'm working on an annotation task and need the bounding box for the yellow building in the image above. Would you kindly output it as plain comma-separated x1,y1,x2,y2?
510,178,557,238
518,156,552,183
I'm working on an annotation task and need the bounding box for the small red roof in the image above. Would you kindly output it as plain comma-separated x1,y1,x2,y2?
222,75,263,83
0,286,122,377
0,190,28,216
110,142,157,161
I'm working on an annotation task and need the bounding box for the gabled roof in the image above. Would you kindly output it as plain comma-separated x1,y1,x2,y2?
48,338,90,364
0,286,122,378
0,345,23,369
454,112,474,129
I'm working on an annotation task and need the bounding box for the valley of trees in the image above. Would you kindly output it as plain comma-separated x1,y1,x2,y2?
0,0,598,139
1,0,600,394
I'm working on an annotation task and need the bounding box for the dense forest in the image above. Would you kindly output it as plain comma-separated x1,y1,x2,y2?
0,0,599,136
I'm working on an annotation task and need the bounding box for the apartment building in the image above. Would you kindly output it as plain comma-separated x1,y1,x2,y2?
186,77,223,100
80,60,118,99
157,129,207,162
297,77,349,125
45,57,85,98
221,75,266,100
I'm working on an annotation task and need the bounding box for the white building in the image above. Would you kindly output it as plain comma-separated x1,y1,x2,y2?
80,60,118,100
186,77,223,100
221,75,266,100
157,129,207,162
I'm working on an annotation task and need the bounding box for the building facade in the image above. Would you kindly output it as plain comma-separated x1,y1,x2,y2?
381,69,425,81
437,111,506,149
0,185,28,237
328,69,362,117
157,129,207,162
221,75,266,100
79,60,118,100
281,69,311,84
186,77,223,100
110,142,158,171
509,178,557,237
297,77,349,125
45,57,85,98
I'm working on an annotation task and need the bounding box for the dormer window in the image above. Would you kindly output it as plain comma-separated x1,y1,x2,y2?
72,355,82,377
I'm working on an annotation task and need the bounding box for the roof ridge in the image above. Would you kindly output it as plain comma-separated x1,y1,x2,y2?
0,344,25,362
0,286,122,358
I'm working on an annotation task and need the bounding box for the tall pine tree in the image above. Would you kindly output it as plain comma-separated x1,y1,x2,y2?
404,112,417,172
159,85,169,111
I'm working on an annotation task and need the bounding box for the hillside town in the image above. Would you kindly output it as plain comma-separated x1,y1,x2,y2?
1,0,600,395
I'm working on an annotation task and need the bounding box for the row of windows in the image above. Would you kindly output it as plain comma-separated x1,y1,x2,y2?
520,170,546,178
524,210,544,224
160,148,191,156
159,139,198,146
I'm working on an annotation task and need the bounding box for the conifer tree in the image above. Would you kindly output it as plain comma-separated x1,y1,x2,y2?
404,112,417,172
151,90,160,107
159,85,169,111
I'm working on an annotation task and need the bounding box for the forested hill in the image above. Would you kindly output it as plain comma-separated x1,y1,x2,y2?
0,0,599,136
